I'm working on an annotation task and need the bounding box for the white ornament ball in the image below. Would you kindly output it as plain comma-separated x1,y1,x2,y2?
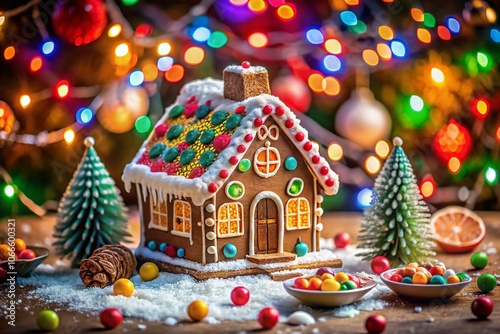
335,88,391,149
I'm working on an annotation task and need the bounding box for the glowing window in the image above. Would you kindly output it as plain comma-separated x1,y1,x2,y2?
286,197,310,230
172,200,191,237
217,203,244,238
149,200,168,231
254,142,280,178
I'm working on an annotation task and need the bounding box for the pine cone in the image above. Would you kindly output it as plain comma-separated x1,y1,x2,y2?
79,244,136,288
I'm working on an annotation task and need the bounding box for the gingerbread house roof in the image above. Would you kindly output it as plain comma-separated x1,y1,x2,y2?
123,70,339,206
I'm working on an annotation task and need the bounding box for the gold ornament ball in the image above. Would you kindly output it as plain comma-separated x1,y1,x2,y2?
187,300,209,322
113,278,135,297
139,262,159,281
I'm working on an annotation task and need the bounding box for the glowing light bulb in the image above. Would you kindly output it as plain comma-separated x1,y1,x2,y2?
108,24,122,38
135,115,151,134
365,156,381,174
362,49,379,66
323,55,342,72
446,17,461,34
164,64,184,83
4,46,15,60
357,188,372,208
375,140,390,158
411,8,424,22
431,67,445,84
157,42,171,56
306,29,324,44
496,126,500,142
142,63,158,82
308,73,324,93
64,129,75,144
115,43,129,57
184,46,205,65
417,28,431,43
390,40,406,58
473,98,489,118
378,25,394,40
324,39,342,54
157,56,174,71
76,108,93,125
56,80,69,98
30,56,43,72
248,0,267,13
340,11,357,26
437,26,451,40
485,167,498,185
277,4,295,20
448,157,461,174
410,95,424,112
420,180,435,198
376,43,392,60
4,184,15,198
327,142,343,161
42,41,55,55
20,95,31,108
322,77,341,96
230,0,248,5
248,33,268,48
0,15,5,26
192,27,211,42
129,70,144,86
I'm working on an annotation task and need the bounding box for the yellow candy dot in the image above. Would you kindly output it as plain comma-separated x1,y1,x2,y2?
412,272,429,284
113,278,134,297
321,278,341,291
321,273,335,281
447,275,461,284
140,262,159,281
188,300,209,322
334,272,349,283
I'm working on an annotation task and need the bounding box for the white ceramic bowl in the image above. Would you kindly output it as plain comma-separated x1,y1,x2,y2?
380,268,472,302
283,274,377,307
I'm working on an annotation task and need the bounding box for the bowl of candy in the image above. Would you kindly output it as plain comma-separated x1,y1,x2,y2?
380,262,472,302
0,239,49,279
283,267,377,307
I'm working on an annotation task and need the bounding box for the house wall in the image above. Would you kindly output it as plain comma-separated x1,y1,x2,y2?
213,117,317,262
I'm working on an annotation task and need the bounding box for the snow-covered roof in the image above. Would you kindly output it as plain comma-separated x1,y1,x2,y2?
122,75,339,206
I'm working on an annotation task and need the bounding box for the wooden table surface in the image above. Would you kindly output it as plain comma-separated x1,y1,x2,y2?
1,211,499,333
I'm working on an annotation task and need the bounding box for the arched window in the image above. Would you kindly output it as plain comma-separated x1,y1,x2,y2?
149,199,168,231
253,142,281,178
286,197,310,230
172,200,191,237
217,202,244,238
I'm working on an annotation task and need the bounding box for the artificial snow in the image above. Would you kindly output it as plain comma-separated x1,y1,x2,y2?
11,240,391,323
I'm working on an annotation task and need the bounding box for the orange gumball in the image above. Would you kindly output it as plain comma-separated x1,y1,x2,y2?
14,238,26,253
447,275,461,284
416,267,432,279
294,278,310,290
308,277,323,290
321,273,335,281
412,272,429,284
0,244,11,261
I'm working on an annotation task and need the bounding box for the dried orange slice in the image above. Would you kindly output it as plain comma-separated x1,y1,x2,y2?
430,206,485,253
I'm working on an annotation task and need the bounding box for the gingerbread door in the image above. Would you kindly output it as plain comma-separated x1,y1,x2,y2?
255,198,278,254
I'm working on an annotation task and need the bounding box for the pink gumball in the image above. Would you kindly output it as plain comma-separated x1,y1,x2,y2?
231,286,250,306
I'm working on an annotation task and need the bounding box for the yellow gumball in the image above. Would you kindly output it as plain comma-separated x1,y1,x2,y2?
113,278,134,297
447,275,461,284
188,300,209,322
140,262,159,281
321,278,341,291
334,272,349,283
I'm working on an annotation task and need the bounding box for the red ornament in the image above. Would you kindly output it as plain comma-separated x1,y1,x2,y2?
334,232,351,249
19,249,36,260
100,308,123,329
271,75,311,113
254,118,263,127
52,0,107,46
263,105,273,115
208,182,218,193
231,286,250,306
241,61,251,68
312,155,320,164
213,134,232,151
365,314,386,334
258,307,280,329
166,245,177,258
154,124,168,137
237,145,246,153
229,156,239,165
285,119,294,128
371,256,391,275
219,170,229,179
433,120,472,164
325,178,334,187
275,106,285,116
471,297,493,319
244,134,253,142
303,142,312,151
320,166,329,175
295,132,304,142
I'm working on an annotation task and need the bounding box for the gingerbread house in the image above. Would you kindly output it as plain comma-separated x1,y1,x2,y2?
122,63,340,279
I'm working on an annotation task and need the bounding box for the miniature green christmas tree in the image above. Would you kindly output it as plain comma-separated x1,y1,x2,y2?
53,137,131,267
357,137,436,266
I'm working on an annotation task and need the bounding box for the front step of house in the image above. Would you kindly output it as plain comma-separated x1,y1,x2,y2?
246,252,297,264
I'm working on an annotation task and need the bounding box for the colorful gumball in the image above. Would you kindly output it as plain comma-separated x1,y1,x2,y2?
321,273,335,280
19,249,36,260
36,310,59,331
258,306,280,329
429,275,447,285
340,280,357,290
100,308,123,329
308,277,323,290
113,278,134,297
294,277,310,289
456,272,471,282
470,251,489,269
347,274,361,287
321,278,340,291
412,272,429,285
401,277,413,284
471,297,493,319
166,245,177,258
389,274,403,283
334,272,349,283
429,265,445,276
334,232,351,248
188,300,209,322
365,314,386,334
477,273,497,293
231,286,250,306
316,267,335,276
139,262,159,281
371,256,391,274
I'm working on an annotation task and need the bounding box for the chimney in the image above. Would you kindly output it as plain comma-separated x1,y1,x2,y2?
223,62,271,101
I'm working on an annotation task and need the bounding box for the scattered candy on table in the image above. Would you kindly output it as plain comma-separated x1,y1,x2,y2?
187,300,209,322
371,256,391,275
230,286,250,306
36,310,59,331
258,306,280,329
100,308,123,329
365,314,386,334
113,278,135,297
139,262,159,281
471,297,494,319
476,273,497,293
334,232,351,249
470,251,488,269
390,262,470,285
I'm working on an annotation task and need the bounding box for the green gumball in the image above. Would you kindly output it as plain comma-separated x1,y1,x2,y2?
477,273,497,293
470,252,488,269
36,310,59,331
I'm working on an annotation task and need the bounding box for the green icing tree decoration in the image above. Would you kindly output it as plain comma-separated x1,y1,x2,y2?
357,137,436,266
53,137,131,267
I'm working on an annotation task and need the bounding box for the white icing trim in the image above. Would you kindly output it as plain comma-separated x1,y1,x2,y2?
201,199,206,265
171,200,192,245
316,222,324,232
285,197,311,231
286,177,304,197
315,207,324,216
205,218,215,227
257,125,268,141
248,191,284,256
268,125,279,141
216,202,244,238
317,194,324,203
224,65,267,75
225,181,245,200
206,204,215,213
312,180,317,252
148,197,169,231
206,231,216,240
253,144,281,179
207,245,218,262
136,183,146,255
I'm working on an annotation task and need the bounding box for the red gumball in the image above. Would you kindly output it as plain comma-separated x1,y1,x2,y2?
371,256,391,275
389,274,403,283
258,306,280,329
19,249,36,260
0,266,7,280
365,314,386,334
347,274,361,288
100,308,123,329
165,245,177,258
271,75,311,113
471,297,493,319
231,286,250,306
334,232,351,249
52,0,108,46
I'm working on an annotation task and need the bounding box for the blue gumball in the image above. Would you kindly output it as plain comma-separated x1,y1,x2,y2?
147,240,157,250
223,243,238,259
159,242,167,252
295,241,308,257
177,248,185,258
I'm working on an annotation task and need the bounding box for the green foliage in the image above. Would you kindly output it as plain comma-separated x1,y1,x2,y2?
53,140,131,267
357,140,436,266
